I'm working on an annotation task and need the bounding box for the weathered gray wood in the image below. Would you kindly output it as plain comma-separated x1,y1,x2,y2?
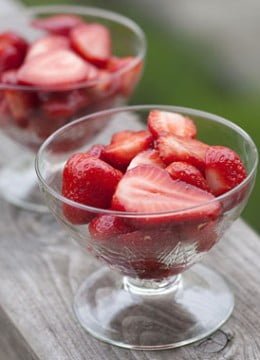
0,191,260,360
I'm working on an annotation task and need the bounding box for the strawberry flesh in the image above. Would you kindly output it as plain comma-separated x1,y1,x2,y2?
102,130,153,171
112,165,220,224
166,161,209,191
127,149,165,170
25,35,69,61
156,134,209,171
205,146,247,196
31,14,83,36
62,154,122,224
148,110,197,139
17,49,90,87
70,23,111,67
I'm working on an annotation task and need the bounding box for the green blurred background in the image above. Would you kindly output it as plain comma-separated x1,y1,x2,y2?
23,0,259,232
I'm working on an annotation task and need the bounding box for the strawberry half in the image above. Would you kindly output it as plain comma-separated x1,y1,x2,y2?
17,49,90,87
205,146,247,196
156,134,209,171
112,165,220,224
148,110,197,139
31,14,83,36
0,32,28,74
25,35,69,61
166,161,209,191
70,23,111,67
102,130,153,171
127,149,165,170
62,154,122,224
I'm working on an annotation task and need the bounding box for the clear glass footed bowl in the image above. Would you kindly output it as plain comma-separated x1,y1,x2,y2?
36,105,258,350
0,5,146,212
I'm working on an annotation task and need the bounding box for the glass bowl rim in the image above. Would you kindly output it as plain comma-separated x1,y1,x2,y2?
35,104,259,218
0,4,146,92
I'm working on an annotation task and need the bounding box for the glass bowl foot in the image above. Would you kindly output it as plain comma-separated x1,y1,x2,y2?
0,154,47,213
74,263,234,350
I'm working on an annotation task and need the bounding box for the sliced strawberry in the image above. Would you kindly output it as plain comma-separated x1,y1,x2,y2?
107,56,143,96
166,161,209,191
70,23,111,67
156,134,209,171
25,35,69,61
0,32,28,74
127,149,165,170
31,14,83,35
102,130,153,171
86,144,105,159
112,165,220,224
148,110,197,139
1,69,17,84
62,154,122,224
89,215,132,241
17,49,90,87
205,146,247,196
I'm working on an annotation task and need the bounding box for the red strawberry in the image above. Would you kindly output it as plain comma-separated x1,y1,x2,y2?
89,215,132,241
17,49,90,87
25,35,69,61
112,165,220,224
166,161,209,191
70,23,111,67
127,149,165,170
102,130,153,171
31,14,83,35
205,146,247,196
1,69,17,84
62,154,122,224
86,144,105,159
0,32,28,74
148,110,197,139
107,56,143,96
156,134,209,171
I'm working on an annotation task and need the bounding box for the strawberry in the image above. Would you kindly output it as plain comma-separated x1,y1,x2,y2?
148,110,197,139
102,130,153,171
1,69,17,84
86,144,105,159
156,134,209,171
89,215,132,241
205,146,247,196
31,14,83,36
166,161,209,191
112,165,220,224
70,23,111,67
0,32,28,74
17,49,90,87
107,56,143,96
62,154,122,224
25,35,69,61
127,149,165,170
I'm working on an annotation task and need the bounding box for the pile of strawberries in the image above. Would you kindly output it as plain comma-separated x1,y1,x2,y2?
61,110,247,279
0,14,142,148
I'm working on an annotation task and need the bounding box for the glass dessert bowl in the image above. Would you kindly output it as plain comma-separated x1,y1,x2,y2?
0,5,146,212
35,105,258,350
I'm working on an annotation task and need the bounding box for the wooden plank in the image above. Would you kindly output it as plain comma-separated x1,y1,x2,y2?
0,194,260,359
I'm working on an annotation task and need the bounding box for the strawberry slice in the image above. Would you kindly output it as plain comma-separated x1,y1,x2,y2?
156,134,209,171
31,14,83,35
17,49,90,87
205,146,247,196
70,23,111,67
127,149,165,170
102,130,153,171
89,215,132,241
112,165,220,224
107,56,143,96
166,161,209,191
0,32,28,74
25,35,69,61
62,154,122,224
148,110,197,139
